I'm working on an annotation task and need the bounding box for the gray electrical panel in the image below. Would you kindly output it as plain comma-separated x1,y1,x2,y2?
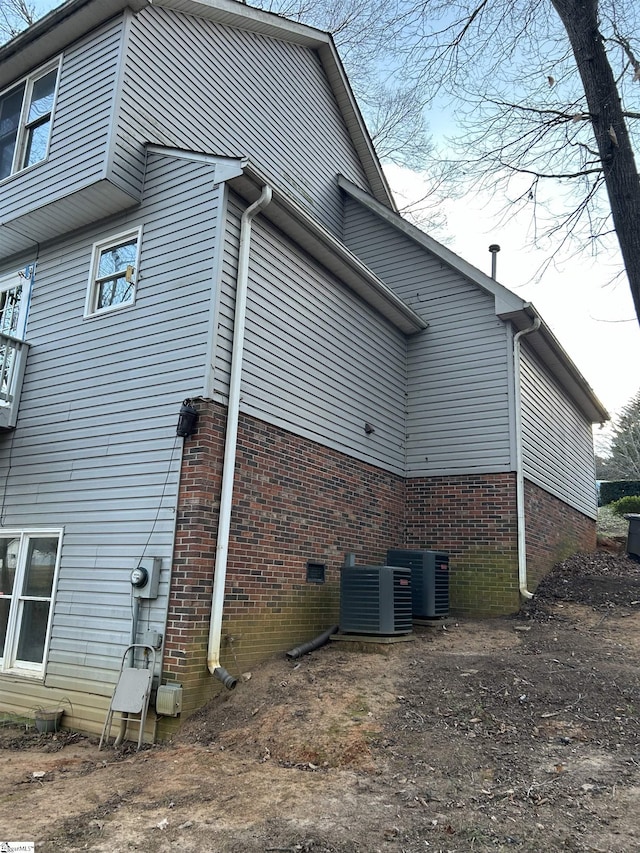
132,557,162,599
386,549,450,618
339,564,412,635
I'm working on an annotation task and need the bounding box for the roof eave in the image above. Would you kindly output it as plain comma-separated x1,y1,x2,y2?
339,175,608,424
228,164,425,335
500,305,609,424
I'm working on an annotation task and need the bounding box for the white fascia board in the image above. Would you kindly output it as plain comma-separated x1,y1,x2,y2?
229,165,427,335
151,0,330,46
339,175,524,315
318,44,396,211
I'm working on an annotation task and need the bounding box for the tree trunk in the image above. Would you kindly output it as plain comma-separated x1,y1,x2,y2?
551,0,640,324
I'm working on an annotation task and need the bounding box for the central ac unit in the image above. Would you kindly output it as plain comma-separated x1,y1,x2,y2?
339,565,412,635
386,549,450,618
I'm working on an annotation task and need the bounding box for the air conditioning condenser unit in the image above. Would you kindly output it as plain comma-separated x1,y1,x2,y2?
339,564,412,635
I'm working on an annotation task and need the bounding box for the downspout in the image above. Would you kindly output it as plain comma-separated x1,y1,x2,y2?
207,185,273,687
513,316,541,600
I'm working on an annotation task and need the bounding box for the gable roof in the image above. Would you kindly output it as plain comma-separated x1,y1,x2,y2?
339,176,609,424
0,0,395,210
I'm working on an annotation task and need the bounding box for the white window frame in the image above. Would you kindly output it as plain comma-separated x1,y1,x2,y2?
0,528,63,678
84,227,142,318
0,57,62,182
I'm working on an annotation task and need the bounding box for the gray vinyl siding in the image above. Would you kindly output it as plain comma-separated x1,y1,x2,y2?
0,17,137,232
342,197,513,476
214,195,407,474
520,343,597,518
0,153,219,711
118,6,369,236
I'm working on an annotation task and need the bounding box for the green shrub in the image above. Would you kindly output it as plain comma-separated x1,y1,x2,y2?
599,480,640,506
610,495,640,517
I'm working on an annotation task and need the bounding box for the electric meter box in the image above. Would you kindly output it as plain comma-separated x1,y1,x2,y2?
131,557,162,599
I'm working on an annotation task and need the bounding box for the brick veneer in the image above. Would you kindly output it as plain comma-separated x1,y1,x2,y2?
405,474,520,616
524,479,596,589
160,399,405,730
159,402,596,733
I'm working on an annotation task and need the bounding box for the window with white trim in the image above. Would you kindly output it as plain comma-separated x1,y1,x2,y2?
85,229,141,317
0,59,60,181
0,530,62,676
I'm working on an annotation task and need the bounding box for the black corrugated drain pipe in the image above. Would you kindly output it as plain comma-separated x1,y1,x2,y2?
286,625,339,660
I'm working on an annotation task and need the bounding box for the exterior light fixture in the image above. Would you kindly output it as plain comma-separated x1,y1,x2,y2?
176,399,198,437
364,422,375,434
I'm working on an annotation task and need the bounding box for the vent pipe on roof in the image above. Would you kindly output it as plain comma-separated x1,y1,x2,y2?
489,244,500,280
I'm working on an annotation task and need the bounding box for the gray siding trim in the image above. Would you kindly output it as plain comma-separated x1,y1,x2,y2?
205,183,230,397
520,342,597,518
215,195,407,474
343,196,514,477
104,8,145,200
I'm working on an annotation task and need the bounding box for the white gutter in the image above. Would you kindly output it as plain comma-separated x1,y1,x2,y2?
206,184,273,685
513,316,541,600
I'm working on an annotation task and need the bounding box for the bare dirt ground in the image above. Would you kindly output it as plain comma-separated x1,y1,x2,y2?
2,550,640,853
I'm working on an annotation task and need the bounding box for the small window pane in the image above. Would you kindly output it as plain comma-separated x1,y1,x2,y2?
0,598,10,658
16,599,50,663
0,84,25,180
27,70,56,123
0,537,19,595
23,118,51,167
0,283,23,335
22,537,57,597
98,240,137,278
0,137,17,179
0,84,24,138
97,275,134,310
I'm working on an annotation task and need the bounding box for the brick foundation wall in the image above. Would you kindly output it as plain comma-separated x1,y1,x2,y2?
524,479,596,590
159,403,597,736
160,399,405,733
405,474,520,616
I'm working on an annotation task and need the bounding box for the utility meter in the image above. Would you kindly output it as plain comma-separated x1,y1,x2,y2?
130,566,148,589
130,557,162,599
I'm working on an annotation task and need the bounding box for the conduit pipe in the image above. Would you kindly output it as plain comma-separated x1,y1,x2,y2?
207,184,273,687
513,315,541,600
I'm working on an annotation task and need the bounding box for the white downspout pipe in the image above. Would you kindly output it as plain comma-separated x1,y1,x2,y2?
513,316,541,600
207,185,272,686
